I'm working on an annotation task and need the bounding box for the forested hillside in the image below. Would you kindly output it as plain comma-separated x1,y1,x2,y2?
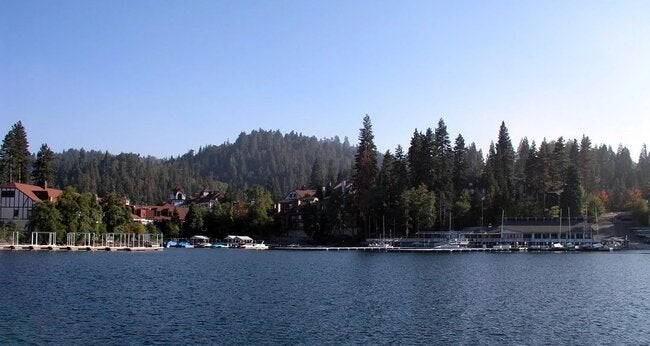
52,130,357,204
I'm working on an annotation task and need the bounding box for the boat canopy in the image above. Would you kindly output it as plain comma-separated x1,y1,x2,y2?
224,235,253,241
190,235,210,240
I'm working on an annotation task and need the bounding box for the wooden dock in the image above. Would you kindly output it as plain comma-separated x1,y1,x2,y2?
273,246,512,253
0,245,163,252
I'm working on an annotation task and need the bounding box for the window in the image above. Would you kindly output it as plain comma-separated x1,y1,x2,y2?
14,209,19,217
1,190,15,198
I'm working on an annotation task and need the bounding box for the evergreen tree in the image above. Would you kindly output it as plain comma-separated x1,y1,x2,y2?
452,134,468,196
184,204,205,235
638,144,650,194
309,159,325,189
352,115,378,235
432,119,452,192
561,165,583,216
393,145,409,195
378,150,398,226
550,136,568,191
524,141,539,201
493,122,515,210
407,129,425,188
0,121,30,183
578,135,597,194
32,143,55,187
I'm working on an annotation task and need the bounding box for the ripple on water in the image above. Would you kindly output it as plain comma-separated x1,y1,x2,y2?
1,250,649,344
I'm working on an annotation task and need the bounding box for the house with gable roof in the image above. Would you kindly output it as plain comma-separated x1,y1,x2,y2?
0,182,63,230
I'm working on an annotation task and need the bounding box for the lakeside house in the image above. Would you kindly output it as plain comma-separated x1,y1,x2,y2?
129,203,189,225
0,182,63,230
128,187,223,225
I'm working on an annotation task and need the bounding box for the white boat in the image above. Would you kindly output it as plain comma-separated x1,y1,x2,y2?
241,241,269,250
493,243,512,250
190,235,211,248
551,242,565,250
434,239,469,250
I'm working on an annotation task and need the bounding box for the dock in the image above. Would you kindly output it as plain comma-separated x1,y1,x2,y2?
273,246,513,252
0,245,163,252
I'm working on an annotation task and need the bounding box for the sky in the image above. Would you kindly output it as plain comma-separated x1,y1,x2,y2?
1,0,649,160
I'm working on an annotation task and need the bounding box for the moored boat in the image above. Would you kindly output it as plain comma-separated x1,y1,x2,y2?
241,241,269,250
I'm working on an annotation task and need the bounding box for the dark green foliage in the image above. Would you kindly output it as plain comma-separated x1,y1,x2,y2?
245,185,275,234
101,192,131,233
32,143,55,187
51,130,355,203
352,115,378,235
0,121,30,183
561,166,583,215
28,201,64,241
184,204,205,236
309,159,325,189
401,184,436,235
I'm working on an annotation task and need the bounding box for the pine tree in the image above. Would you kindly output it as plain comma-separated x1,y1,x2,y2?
309,159,325,189
0,121,30,183
352,115,378,235
550,136,568,191
407,129,425,188
578,135,597,194
638,144,650,194
452,134,468,197
32,143,55,187
561,165,583,216
494,121,515,210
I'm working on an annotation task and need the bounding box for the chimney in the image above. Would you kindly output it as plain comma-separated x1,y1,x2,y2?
40,180,48,189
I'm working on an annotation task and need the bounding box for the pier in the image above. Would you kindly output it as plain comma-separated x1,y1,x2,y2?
0,244,163,252
273,246,514,253
0,232,164,252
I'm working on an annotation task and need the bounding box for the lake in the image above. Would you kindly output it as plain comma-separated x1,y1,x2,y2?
1,249,648,345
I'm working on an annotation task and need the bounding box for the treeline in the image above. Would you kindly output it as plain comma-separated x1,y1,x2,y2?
48,130,356,203
347,116,650,239
2,117,649,239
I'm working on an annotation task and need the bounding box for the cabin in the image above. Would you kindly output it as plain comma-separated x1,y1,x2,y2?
0,182,63,230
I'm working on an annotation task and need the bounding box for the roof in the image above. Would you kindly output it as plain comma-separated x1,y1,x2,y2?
0,182,63,203
224,235,253,241
280,189,317,203
129,204,189,221
462,219,593,234
190,235,209,240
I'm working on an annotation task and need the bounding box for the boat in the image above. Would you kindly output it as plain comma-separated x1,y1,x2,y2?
163,240,178,248
175,239,194,248
492,243,512,250
210,242,227,248
190,235,211,248
241,241,269,250
434,238,469,250
551,242,565,250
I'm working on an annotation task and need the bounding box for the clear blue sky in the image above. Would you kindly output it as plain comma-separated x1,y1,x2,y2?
1,0,648,159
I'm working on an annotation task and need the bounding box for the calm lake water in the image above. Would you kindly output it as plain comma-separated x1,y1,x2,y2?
1,249,648,345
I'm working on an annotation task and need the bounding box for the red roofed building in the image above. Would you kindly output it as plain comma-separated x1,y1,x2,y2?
130,203,189,225
0,182,63,230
